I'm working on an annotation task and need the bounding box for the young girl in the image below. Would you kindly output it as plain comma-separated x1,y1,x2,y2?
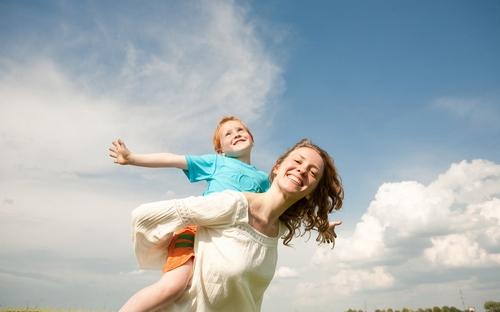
132,139,344,311
109,116,270,312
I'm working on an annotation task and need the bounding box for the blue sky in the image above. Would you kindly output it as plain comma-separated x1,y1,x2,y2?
1,0,500,311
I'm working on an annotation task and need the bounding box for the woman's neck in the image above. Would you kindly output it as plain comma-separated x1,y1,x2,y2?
246,184,299,230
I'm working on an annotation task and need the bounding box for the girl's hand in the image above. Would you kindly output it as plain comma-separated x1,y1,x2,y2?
109,139,131,165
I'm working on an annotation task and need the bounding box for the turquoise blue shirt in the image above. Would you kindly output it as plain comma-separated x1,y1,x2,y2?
183,154,270,195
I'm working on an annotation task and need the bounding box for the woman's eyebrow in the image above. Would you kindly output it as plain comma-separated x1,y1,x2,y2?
296,153,320,169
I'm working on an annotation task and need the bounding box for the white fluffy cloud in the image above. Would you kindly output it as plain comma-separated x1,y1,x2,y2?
424,233,500,267
311,159,500,298
330,266,395,295
274,266,299,278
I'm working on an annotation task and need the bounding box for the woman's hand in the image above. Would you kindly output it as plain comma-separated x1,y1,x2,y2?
109,139,131,165
328,220,342,238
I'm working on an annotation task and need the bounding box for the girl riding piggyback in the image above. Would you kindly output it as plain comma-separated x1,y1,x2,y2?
109,116,269,312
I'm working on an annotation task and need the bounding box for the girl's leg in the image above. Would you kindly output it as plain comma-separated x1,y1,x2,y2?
119,259,193,312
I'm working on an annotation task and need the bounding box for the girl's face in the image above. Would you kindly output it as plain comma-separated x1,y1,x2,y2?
273,147,324,199
218,120,253,157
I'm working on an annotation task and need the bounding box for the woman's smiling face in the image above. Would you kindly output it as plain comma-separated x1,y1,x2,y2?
273,147,324,198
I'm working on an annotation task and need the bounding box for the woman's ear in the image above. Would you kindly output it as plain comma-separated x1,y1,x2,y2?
272,163,280,175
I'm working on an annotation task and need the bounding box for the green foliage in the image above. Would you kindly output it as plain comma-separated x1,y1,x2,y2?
345,304,472,312
485,301,500,312
0,309,109,312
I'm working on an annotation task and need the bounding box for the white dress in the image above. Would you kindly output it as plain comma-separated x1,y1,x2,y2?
132,190,286,312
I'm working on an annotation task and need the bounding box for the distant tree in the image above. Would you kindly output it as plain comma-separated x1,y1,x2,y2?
449,306,462,312
442,306,450,312
345,309,357,312
388,308,394,312
425,308,432,312
484,301,500,312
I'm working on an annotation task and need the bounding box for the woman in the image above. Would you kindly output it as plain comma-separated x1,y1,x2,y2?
132,139,344,311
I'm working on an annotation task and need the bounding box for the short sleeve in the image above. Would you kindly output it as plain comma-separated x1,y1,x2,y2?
183,154,217,182
260,173,271,192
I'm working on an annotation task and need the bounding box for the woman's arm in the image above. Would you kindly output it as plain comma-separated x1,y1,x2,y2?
131,191,246,269
109,139,187,169
132,191,245,234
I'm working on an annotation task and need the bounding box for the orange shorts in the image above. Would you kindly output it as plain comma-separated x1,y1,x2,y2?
162,225,197,273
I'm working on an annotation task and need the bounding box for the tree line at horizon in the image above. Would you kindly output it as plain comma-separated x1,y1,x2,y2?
345,300,500,312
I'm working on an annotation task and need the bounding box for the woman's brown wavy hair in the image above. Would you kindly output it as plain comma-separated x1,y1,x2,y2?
269,139,344,247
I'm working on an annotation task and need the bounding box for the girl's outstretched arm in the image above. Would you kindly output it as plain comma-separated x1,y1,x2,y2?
109,139,187,169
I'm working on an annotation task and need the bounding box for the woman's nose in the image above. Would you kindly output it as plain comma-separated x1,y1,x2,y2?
297,166,306,175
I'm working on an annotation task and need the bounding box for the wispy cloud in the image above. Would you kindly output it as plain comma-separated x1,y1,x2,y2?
432,97,500,127
0,1,283,308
